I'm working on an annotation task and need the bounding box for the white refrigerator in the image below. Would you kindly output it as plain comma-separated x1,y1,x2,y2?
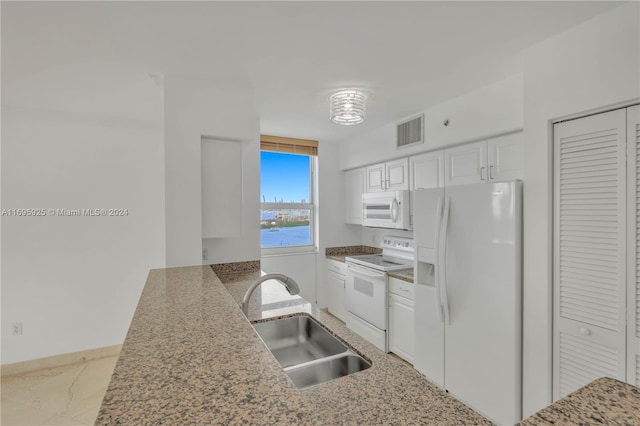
413,181,522,425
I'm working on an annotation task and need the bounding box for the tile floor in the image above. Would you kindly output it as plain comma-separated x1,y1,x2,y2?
1,355,118,426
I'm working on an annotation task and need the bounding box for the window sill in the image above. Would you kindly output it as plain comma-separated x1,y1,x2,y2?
261,245,318,257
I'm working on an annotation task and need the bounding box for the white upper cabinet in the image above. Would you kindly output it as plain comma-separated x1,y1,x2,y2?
345,168,365,224
410,150,444,190
488,132,524,182
444,131,523,186
366,158,409,193
444,141,487,186
365,163,386,192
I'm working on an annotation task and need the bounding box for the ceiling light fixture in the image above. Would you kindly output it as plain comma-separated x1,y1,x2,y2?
329,89,367,125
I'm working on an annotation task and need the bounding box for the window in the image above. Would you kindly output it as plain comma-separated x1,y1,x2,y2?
260,135,317,253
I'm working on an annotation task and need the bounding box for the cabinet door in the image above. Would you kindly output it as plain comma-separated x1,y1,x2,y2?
386,158,409,191
389,292,415,364
627,105,640,386
345,168,365,224
327,260,347,322
553,109,627,399
444,141,487,186
488,132,523,181
365,163,386,193
410,151,444,190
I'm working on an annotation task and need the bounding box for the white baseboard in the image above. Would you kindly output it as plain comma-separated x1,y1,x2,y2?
1,344,122,377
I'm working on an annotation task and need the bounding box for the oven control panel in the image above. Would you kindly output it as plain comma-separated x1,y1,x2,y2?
381,236,414,253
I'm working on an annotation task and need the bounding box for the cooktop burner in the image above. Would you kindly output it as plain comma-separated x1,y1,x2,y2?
345,236,414,272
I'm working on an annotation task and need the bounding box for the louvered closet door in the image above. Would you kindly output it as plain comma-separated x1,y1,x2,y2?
628,105,640,386
553,109,627,399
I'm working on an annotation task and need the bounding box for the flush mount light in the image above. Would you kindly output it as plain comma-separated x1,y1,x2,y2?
329,89,367,125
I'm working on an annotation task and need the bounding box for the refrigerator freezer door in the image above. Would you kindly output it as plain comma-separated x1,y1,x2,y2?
413,188,445,264
413,188,446,386
413,266,444,387
443,181,522,425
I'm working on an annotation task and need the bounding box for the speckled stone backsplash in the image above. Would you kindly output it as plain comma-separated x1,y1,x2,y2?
325,245,381,257
210,259,260,275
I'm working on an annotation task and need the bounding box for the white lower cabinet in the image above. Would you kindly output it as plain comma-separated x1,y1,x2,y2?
326,259,348,322
388,277,414,364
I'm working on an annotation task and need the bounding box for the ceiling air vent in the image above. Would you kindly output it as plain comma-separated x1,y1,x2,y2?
396,113,424,149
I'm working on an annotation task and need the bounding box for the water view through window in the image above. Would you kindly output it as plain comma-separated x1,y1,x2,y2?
260,151,312,248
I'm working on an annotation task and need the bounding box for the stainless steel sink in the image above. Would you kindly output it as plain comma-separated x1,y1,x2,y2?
252,315,349,367
285,354,371,389
252,315,371,388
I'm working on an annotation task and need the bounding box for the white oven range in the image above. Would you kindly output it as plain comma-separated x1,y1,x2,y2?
344,236,414,352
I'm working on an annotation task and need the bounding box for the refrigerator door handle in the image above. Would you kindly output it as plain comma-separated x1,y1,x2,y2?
433,196,444,322
439,196,451,325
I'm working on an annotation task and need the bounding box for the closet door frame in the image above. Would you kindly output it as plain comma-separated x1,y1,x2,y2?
552,108,627,400
627,105,640,386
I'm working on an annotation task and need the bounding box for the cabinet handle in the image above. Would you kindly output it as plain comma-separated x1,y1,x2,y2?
579,327,591,336
489,165,495,180
480,166,486,181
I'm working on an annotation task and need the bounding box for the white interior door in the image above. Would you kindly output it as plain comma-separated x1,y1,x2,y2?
627,105,640,386
553,109,627,399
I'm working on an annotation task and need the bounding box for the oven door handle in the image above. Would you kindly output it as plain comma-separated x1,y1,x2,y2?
346,264,386,278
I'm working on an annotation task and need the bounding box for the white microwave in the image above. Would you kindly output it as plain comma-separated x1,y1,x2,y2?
362,190,411,230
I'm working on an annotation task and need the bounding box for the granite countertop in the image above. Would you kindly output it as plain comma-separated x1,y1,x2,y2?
325,245,381,262
388,268,414,283
519,377,640,425
96,263,488,425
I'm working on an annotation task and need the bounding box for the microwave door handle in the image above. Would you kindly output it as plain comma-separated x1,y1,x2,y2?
391,198,399,222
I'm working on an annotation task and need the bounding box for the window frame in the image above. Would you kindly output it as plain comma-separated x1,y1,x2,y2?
260,136,318,255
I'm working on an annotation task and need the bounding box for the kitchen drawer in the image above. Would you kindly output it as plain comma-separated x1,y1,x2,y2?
389,277,414,300
326,258,347,276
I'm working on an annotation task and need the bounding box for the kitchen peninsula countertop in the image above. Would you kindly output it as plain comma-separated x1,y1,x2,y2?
519,377,640,425
96,264,488,425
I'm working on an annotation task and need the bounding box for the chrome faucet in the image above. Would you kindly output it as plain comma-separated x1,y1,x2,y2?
241,273,301,316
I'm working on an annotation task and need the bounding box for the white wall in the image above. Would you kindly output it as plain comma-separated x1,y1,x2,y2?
339,73,523,171
1,109,165,364
261,253,317,303
164,76,260,266
315,142,362,308
521,2,640,416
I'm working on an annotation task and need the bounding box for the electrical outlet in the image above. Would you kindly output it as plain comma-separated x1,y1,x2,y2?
12,322,23,336
202,248,208,261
